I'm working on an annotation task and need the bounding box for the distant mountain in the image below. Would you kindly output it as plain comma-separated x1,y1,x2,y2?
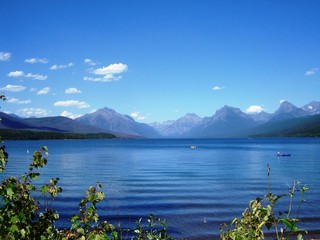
2,100,320,139
248,111,273,123
76,107,160,138
249,114,320,137
0,112,45,130
302,101,320,115
23,116,104,133
0,112,104,133
156,113,202,137
183,106,258,138
149,120,175,134
270,101,308,121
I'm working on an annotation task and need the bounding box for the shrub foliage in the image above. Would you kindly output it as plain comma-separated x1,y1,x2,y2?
220,165,309,240
0,145,173,239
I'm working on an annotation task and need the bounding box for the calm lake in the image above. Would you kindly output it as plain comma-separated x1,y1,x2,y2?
2,138,320,239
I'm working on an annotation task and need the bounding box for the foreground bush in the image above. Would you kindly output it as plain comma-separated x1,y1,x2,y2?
0,145,172,240
220,165,309,240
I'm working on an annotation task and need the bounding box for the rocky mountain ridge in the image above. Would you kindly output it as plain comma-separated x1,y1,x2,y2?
1,100,320,138
151,101,319,137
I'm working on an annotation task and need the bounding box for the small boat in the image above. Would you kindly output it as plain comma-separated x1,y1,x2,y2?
276,152,291,157
190,145,197,149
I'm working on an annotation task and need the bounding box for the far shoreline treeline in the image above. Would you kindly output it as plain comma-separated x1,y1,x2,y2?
0,129,117,140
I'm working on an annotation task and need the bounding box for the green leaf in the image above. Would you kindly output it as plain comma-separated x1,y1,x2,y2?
77,227,85,235
10,215,19,224
279,218,298,231
40,185,48,194
6,187,13,198
9,224,19,232
20,229,26,238
97,192,105,201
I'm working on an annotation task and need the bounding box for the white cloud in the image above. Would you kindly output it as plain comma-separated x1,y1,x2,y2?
83,76,106,82
84,58,97,66
7,97,31,105
25,58,49,64
305,68,318,76
60,110,82,119
212,86,224,91
50,62,74,70
7,70,24,77
0,84,26,92
65,87,82,94
131,111,139,118
54,100,90,108
37,87,50,95
84,63,128,82
17,108,50,117
246,105,263,114
83,74,122,82
130,111,147,120
0,52,11,61
7,70,47,80
25,73,47,80
93,63,128,75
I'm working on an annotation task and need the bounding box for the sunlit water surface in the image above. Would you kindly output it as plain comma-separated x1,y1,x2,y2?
2,138,320,239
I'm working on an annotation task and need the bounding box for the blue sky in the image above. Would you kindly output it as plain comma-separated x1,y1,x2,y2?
1,0,319,123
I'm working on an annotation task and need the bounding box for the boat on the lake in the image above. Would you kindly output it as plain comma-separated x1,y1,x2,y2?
276,152,291,157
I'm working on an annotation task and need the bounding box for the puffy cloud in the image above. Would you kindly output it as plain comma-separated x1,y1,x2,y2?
25,73,47,80
7,71,24,77
84,63,128,82
0,84,26,92
60,110,82,119
212,86,224,91
305,68,318,76
93,63,128,75
246,105,264,114
0,52,11,61
83,76,108,82
130,111,147,120
84,58,97,66
50,62,74,70
7,70,47,80
37,87,50,95
54,100,90,108
17,108,50,117
131,111,139,118
7,97,31,104
25,58,49,64
65,87,82,94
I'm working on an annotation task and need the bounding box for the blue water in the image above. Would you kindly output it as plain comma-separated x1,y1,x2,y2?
2,138,320,239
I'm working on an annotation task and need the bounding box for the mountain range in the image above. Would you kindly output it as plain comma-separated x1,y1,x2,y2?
1,100,320,138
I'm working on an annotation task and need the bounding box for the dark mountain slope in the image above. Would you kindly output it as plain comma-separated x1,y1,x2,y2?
249,114,320,137
160,113,202,137
0,112,60,131
23,116,104,133
0,112,105,133
270,101,308,121
76,107,160,138
184,106,258,138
